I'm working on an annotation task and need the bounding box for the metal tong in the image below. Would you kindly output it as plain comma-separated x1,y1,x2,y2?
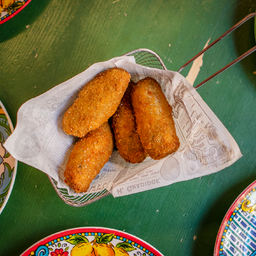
178,12,256,89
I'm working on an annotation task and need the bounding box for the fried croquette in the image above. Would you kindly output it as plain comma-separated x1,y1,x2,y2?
64,122,114,193
62,68,131,137
131,77,180,160
111,82,147,163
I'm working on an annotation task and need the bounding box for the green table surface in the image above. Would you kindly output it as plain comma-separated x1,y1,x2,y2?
1,0,256,255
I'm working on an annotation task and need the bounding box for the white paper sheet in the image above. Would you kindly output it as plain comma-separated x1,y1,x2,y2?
4,56,242,197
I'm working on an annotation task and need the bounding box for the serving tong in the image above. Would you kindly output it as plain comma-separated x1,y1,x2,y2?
127,12,256,89
49,12,256,207
179,12,256,89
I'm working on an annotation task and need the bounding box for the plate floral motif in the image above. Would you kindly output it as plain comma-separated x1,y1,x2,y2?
214,180,256,256
21,227,163,256
0,101,17,214
0,0,31,25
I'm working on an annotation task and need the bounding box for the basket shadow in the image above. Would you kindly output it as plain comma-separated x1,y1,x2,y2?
191,173,256,256
232,0,256,91
0,0,50,44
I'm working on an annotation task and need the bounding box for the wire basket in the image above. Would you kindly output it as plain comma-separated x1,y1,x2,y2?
48,48,167,207
48,12,256,207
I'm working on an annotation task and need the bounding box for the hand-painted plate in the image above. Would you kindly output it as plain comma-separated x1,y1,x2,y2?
0,101,17,214
0,0,32,25
214,180,256,256
21,227,163,256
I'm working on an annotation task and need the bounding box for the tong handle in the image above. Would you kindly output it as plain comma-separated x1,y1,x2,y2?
178,12,256,89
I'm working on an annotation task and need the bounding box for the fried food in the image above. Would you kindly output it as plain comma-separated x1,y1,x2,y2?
62,68,131,137
64,122,114,193
131,77,180,160
111,82,147,163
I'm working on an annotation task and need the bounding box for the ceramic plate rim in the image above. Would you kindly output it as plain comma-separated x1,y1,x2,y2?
0,0,32,25
213,180,256,255
20,226,164,256
0,100,18,215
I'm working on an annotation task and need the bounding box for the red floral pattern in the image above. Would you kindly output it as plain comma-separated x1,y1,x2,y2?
50,248,68,256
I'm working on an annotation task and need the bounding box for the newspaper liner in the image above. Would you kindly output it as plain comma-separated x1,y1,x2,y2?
4,56,242,198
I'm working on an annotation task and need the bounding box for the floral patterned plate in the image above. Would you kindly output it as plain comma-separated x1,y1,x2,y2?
0,101,17,214
214,180,256,256
21,227,163,256
0,0,32,25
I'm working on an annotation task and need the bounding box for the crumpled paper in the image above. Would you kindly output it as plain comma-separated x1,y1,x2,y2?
4,56,242,197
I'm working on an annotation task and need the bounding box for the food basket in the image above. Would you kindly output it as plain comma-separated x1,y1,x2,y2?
48,13,256,207
47,48,168,207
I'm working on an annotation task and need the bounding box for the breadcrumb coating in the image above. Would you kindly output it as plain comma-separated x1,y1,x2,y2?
111,82,147,163
62,68,131,137
64,122,114,193
131,77,180,160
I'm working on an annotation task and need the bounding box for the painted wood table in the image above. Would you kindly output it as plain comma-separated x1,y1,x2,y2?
0,0,256,255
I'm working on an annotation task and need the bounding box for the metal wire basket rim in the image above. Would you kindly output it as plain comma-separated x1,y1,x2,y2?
48,176,111,207
123,48,167,70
